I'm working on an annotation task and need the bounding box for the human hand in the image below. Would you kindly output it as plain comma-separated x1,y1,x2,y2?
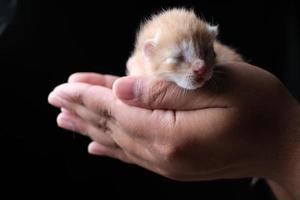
48,63,299,188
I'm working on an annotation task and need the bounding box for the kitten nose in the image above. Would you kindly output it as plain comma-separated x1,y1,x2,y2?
193,60,207,76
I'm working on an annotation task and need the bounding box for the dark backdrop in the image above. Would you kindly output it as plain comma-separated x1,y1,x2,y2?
0,0,298,198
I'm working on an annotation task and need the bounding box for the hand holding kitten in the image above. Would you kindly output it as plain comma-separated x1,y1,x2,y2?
48,62,300,199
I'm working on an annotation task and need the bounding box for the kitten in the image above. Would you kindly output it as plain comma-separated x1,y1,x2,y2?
126,8,243,90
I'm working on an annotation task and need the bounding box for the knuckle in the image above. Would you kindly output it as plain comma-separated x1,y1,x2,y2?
73,91,83,105
85,86,104,111
84,85,98,100
155,140,182,166
64,121,88,138
163,144,181,163
96,117,111,134
76,121,89,136
84,85,114,120
69,86,84,105
154,142,190,181
144,80,168,107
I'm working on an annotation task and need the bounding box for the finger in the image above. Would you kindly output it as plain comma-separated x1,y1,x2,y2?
68,72,119,89
88,141,110,155
113,62,267,110
87,141,132,162
112,72,230,111
87,141,174,179
49,82,186,168
87,141,162,173
52,90,104,124
58,105,151,160
48,83,119,136
81,114,157,165
49,83,113,114
88,141,138,164
50,83,159,158
48,82,172,143
57,112,117,147
61,100,113,133
61,107,74,115
88,141,149,166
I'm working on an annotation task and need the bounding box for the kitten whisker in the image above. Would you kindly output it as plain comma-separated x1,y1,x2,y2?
213,69,226,75
207,77,219,92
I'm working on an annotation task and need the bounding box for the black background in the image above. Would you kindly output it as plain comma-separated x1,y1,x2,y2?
0,0,299,198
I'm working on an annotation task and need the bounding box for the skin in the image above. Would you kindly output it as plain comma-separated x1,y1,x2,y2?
48,62,300,199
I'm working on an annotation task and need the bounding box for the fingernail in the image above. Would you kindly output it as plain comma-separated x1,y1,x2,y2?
113,77,141,100
57,114,75,131
88,141,106,155
48,92,62,106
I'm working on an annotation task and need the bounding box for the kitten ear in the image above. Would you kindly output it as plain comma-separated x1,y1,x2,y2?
207,24,219,37
142,30,160,58
142,39,156,58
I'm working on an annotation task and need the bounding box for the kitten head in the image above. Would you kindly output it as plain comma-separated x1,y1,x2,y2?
138,8,218,90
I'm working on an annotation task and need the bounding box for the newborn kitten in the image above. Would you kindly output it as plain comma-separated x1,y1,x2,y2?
126,8,243,90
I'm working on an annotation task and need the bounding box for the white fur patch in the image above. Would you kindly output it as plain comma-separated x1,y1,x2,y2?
153,30,160,43
165,73,203,90
164,46,182,64
206,24,219,37
164,40,198,65
165,58,178,64
180,39,197,62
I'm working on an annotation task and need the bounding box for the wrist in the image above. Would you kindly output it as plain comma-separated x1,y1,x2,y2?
270,104,300,199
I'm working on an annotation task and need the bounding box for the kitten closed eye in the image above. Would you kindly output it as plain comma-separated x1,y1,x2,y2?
165,54,184,64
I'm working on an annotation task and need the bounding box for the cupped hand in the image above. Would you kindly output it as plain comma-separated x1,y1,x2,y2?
48,63,299,183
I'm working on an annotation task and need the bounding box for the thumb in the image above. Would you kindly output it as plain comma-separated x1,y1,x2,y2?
112,76,226,110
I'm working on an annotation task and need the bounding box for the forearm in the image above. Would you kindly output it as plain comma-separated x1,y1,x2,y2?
267,179,295,200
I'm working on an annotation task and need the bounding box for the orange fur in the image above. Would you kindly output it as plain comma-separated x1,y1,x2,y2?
127,8,243,89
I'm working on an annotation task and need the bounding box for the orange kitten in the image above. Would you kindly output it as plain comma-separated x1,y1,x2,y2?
126,8,243,90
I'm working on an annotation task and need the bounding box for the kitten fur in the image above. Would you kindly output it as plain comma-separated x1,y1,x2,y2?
127,8,243,90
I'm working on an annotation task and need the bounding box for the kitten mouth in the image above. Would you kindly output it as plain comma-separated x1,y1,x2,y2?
193,65,209,77
191,75,204,84
192,66,212,82
186,74,203,85
194,75,204,82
